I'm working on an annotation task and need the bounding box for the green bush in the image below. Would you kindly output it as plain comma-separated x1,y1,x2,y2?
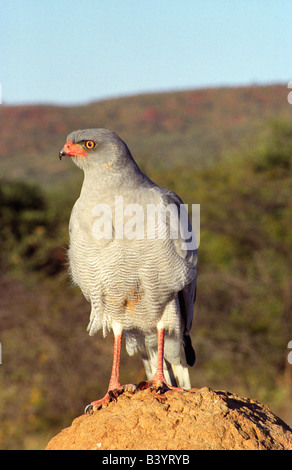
0,180,63,271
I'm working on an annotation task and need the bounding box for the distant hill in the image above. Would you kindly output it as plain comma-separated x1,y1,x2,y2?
0,84,290,189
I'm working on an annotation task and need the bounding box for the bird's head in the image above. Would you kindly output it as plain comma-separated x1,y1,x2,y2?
59,128,132,172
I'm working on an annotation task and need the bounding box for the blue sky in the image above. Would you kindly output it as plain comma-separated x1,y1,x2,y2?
1,0,292,105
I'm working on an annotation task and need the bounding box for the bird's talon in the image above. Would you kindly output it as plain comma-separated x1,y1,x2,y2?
84,404,94,415
137,381,147,390
108,389,119,401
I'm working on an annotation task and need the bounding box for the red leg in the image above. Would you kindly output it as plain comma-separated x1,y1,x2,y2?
151,327,167,382
139,327,183,392
108,332,122,390
85,333,135,413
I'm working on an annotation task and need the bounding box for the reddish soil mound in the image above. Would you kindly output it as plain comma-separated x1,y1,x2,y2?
46,387,292,450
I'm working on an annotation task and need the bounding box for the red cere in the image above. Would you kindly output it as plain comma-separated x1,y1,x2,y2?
64,141,88,157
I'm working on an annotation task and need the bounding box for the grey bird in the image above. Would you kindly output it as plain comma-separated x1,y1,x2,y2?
59,128,197,412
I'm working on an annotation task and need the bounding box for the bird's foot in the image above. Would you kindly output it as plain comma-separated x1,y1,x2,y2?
137,379,183,394
84,392,113,414
84,383,136,414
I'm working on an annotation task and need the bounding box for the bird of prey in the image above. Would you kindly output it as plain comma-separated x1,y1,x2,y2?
59,129,197,413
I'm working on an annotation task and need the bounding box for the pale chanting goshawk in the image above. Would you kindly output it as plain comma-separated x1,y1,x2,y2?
59,128,197,413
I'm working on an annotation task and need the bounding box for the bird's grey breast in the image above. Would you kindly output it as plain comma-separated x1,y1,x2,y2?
68,182,196,331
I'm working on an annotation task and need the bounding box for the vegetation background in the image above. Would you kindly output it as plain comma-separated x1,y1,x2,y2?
0,84,291,449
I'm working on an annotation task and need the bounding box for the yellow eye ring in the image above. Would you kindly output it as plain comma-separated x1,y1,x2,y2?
85,140,95,149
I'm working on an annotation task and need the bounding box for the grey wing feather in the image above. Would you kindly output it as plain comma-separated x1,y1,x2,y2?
159,188,197,269
159,189,197,367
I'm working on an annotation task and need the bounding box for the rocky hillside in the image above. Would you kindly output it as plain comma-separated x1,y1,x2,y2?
45,387,292,450
1,84,290,188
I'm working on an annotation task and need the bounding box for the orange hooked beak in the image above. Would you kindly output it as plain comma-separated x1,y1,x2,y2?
59,141,89,160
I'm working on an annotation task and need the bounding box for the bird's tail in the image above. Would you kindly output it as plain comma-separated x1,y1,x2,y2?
142,348,191,389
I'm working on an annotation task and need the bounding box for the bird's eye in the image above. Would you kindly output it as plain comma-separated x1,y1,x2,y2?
85,140,95,149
